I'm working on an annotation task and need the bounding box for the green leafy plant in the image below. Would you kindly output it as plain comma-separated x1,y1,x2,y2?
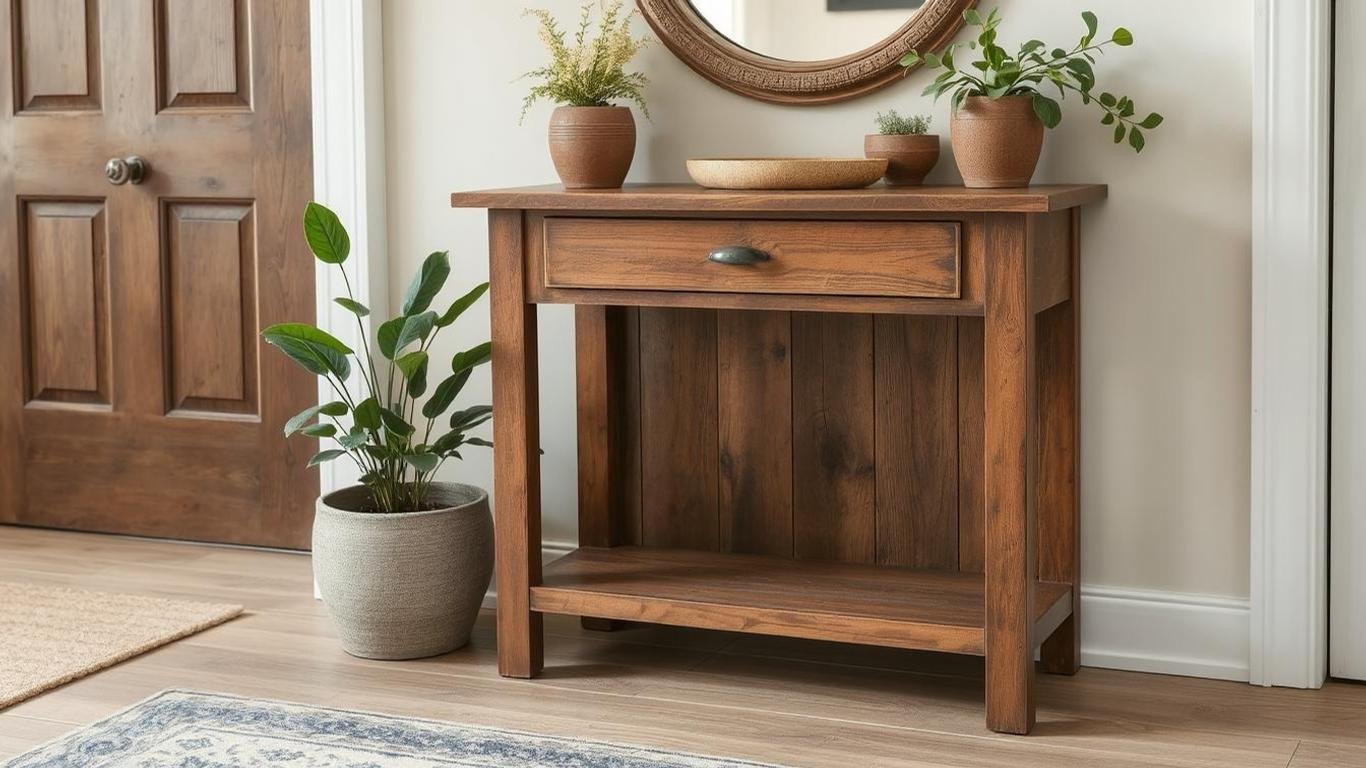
262,203,492,514
519,0,650,123
874,110,933,135
900,7,1163,152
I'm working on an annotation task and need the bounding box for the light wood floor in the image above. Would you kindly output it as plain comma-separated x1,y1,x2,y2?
1,527,1363,767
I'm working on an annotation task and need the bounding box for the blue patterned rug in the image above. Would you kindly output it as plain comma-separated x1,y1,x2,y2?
7,690,783,767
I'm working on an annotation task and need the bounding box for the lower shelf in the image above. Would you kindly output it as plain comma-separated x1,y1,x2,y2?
530,546,1073,655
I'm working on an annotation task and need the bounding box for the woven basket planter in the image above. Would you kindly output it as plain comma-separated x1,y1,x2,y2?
312,483,493,660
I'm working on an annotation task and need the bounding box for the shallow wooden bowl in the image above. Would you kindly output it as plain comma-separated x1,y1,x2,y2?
686,157,889,190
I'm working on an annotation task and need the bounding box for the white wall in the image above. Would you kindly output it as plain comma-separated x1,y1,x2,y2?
383,0,1252,599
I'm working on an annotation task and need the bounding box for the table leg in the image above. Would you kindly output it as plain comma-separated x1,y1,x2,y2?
489,209,544,678
983,214,1037,734
1039,210,1081,675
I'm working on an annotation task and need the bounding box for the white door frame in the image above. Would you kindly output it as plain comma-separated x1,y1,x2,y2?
309,0,390,497
1250,0,1332,688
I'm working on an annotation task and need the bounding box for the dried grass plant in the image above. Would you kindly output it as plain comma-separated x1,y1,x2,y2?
520,0,650,123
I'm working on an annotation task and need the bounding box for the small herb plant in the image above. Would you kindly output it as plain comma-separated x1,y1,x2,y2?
874,110,933,136
262,203,492,514
520,0,650,123
900,7,1163,152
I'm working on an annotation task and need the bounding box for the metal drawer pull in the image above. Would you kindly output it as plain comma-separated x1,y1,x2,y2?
707,245,770,266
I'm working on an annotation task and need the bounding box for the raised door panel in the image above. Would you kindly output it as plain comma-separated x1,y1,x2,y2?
154,0,249,110
163,202,257,415
20,200,108,405
12,0,100,112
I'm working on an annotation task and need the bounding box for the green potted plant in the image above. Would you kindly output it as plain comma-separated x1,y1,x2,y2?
901,7,1163,188
864,110,940,186
261,203,494,660
521,0,650,189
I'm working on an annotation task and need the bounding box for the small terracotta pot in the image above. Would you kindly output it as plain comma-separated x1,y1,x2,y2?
949,95,1045,188
863,134,941,186
547,105,636,189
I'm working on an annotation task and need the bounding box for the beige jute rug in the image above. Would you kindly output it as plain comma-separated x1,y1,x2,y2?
0,581,243,709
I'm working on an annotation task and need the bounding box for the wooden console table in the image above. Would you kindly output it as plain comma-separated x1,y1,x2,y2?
451,183,1106,734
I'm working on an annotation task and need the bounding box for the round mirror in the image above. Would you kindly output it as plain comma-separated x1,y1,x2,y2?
637,0,972,104
688,0,926,63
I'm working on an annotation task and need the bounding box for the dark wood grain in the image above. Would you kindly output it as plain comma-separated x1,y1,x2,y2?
452,184,1108,214
639,308,720,550
0,0,316,547
489,209,544,678
1038,210,1081,675
543,217,960,299
792,313,876,563
531,546,1071,655
875,315,959,569
717,311,793,557
983,214,1037,734
575,305,642,549
957,316,986,573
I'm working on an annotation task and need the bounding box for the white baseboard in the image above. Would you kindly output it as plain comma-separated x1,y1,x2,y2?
484,544,1249,683
1080,585,1249,682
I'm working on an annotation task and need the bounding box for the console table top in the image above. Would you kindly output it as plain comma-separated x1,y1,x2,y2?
451,183,1108,214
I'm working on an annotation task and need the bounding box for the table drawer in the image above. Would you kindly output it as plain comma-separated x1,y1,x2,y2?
542,218,961,299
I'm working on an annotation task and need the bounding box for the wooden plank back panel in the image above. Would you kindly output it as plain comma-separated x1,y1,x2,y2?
791,312,877,563
638,307,720,550
874,315,959,569
603,310,989,572
717,310,794,556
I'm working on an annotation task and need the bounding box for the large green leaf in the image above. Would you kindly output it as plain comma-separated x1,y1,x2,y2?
403,452,440,473
422,371,469,419
302,423,337,438
395,351,429,397
303,202,350,265
1112,27,1133,46
337,428,369,449
449,404,492,431
381,407,414,437
1081,11,1098,44
431,430,464,454
435,282,489,328
261,323,353,355
400,251,450,315
376,317,405,359
283,400,347,436
395,312,437,355
451,341,491,374
334,297,369,317
353,396,382,431
307,449,347,467
262,334,350,380
377,312,435,360
1032,93,1062,129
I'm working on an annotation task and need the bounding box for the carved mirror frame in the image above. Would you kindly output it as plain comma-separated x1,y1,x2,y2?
636,0,977,105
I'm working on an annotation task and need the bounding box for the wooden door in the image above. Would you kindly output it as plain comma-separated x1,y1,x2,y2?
0,0,317,548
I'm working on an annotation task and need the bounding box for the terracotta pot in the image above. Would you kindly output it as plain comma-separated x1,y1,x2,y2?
863,133,941,186
547,105,636,189
949,95,1045,188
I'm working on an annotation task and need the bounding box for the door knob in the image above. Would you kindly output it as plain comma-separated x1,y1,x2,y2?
105,156,147,185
